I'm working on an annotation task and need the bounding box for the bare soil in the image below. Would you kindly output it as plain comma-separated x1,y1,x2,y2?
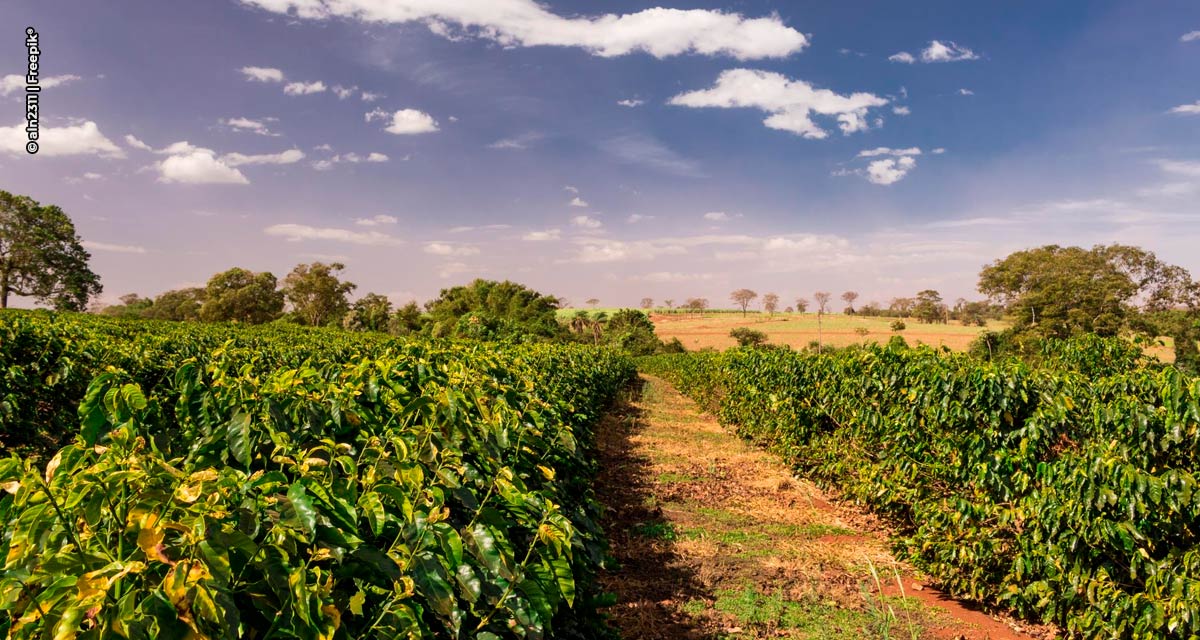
595,375,1059,640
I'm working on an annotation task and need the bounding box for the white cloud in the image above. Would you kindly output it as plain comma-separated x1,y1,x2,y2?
892,105,911,116
314,152,390,169
82,172,102,180
264,223,403,246
858,147,921,158
364,108,389,123
449,224,512,233
82,241,147,254
523,229,562,241
703,211,741,222
360,91,382,102
237,0,809,60
0,120,124,157
437,262,473,279
1,73,81,96
572,238,686,263
367,152,389,162
157,149,249,184
488,132,541,149
921,40,979,62
355,214,398,226
124,134,152,151
572,215,603,229
627,214,654,223
332,84,356,99
380,109,439,134
628,271,713,283
958,88,975,96
313,143,334,151
931,147,946,154
669,69,888,139
1169,101,1200,115
599,133,702,176
569,196,589,207
888,52,915,64
222,117,279,136
220,149,305,166
1158,159,1200,177
1181,31,1200,42
866,156,917,185
563,185,579,194
283,81,326,95
617,99,645,107
240,66,284,82
424,242,480,256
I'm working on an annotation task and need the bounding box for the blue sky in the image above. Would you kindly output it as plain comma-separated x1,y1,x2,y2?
3,0,1199,309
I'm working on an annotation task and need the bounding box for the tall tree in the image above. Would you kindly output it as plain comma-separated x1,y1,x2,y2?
389,301,426,336
282,262,357,327
730,289,758,316
99,293,154,318
199,267,284,324
663,299,675,310
795,297,809,313
640,297,654,310
343,292,392,332
914,289,946,324
0,190,102,310
144,287,204,321
813,291,831,353
762,292,780,316
685,297,709,314
841,290,859,314
586,298,600,309
426,279,562,340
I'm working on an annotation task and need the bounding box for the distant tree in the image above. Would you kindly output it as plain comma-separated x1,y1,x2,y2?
199,267,284,324
664,299,675,310
282,262,357,327
144,287,205,322
795,297,809,313
389,301,425,336
785,306,794,313
813,291,832,353
889,297,915,317
586,298,600,309
841,291,859,314
343,292,392,332
100,293,154,318
0,190,102,310
685,297,709,314
640,297,654,310
730,327,768,347
730,289,758,316
603,309,664,355
426,279,562,340
890,320,906,332
813,291,832,315
854,327,870,337
914,289,946,324
762,292,780,316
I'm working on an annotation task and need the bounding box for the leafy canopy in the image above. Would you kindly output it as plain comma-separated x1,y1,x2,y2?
0,190,102,310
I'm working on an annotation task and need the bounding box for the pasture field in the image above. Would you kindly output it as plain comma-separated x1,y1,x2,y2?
650,311,1006,351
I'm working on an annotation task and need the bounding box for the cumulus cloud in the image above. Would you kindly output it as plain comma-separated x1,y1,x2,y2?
572,238,687,263
617,99,645,107
332,84,356,99
1169,101,1200,115
313,152,391,170
449,224,512,233
958,88,975,96
424,242,480,256
360,91,382,102
222,117,279,136
893,105,911,116
220,149,305,166
1181,31,1200,42
888,52,915,64
921,40,979,62
124,134,152,151
523,229,562,241
703,211,731,221
237,0,809,60
866,156,917,185
82,241,147,254
1,73,81,96
264,223,403,246
355,214,398,226
371,109,439,134
669,69,888,139
283,80,326,95
572,215,603,229
569,196,589,207
858,147,921,158
240,66,284,82
157,146,249,184
0,120,123,157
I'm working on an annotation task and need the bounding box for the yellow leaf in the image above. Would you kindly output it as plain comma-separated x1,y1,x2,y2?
537,465,555,481
0,480,20,495
348,590,366,616
45,451,63,484
137,516,170,564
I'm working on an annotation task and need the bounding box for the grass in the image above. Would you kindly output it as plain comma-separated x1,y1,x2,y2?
686,584,917,639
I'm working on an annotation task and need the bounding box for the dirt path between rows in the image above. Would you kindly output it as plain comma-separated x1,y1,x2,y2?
595,375,1057,640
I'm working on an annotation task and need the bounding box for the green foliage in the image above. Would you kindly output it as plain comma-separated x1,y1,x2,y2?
143,287,205,322
890,320,906,332
0,190,102,310
642,339,1199,638
199,267,285,324
343,293,393,333
729,327,767,347
283,262,357,327
0,311,634,638
426,280,562,342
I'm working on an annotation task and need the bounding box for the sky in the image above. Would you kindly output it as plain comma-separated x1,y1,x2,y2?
2,0,1199,310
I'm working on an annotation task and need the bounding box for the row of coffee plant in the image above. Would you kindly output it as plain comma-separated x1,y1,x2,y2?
641,339,1199,638
0,311,635,638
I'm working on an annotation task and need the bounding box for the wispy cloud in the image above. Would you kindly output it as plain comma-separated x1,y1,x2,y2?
264,223,404,246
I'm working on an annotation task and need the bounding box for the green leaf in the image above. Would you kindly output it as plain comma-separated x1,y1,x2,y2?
287,482,318,536
227,411,252,467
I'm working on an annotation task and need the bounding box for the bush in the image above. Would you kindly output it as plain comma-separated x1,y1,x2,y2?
729,327,768,347
890,320,906,331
